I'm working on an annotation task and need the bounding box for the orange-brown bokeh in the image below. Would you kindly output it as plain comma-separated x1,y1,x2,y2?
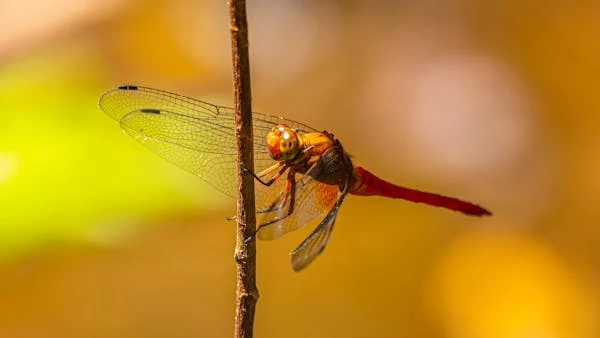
0,0,598,337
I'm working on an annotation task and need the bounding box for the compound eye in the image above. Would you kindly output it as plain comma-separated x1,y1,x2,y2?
266,124,300,160
279,129,299,160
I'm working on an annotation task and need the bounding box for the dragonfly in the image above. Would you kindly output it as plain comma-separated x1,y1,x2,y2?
99,85,491,271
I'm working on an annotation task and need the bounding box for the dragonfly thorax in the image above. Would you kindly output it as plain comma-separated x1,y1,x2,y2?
266,124,301,161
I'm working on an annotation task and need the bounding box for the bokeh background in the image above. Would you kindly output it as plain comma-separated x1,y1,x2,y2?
1,0,598,337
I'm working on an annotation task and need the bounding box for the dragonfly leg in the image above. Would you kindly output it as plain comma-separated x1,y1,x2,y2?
288,170,296,215
245,144,310,188
257,170,296,215
255,166,296,213
257,161,285,177
275,170,295,211
231,163,290,219
242,161,288,187
245,171,297,243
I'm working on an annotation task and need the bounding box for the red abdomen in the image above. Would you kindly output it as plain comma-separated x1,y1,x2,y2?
350,167,491,216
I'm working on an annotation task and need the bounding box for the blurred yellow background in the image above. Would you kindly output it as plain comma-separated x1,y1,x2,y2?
0,0,598,337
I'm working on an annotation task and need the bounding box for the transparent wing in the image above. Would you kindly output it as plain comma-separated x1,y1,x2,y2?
254,145,351,270
99,85,319,207
290,184,348,271
254,166,344,271
257,145,348,240
256,166,340,240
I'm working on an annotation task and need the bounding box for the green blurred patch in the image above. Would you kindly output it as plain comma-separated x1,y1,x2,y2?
0,49,229,262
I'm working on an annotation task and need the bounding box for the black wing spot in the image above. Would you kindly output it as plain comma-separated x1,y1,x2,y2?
118,85,138,90
140,108,161,114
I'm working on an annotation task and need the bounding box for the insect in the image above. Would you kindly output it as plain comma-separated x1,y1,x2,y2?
99,85,491,271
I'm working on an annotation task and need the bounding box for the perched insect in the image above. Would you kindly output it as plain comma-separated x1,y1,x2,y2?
99,85,491,271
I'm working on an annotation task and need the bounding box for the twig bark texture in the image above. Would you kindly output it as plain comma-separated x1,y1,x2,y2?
228,0,259,337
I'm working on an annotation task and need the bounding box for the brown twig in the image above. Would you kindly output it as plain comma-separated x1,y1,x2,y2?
228,0,259,337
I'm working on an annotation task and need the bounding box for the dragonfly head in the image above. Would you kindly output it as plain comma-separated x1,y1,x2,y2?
266,124,300,161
